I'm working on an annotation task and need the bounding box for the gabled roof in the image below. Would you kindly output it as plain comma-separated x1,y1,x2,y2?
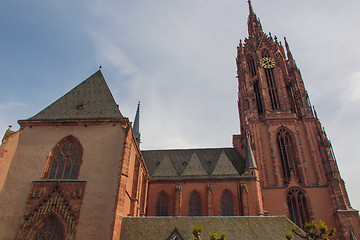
211,151,240,177
141,148,245,180
166,228,184,240
152,155,179,179
28,70,124,121
120,216,305,240
180,153,208,178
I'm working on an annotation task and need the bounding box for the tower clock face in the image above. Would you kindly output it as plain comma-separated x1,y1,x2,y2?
260,57,275,69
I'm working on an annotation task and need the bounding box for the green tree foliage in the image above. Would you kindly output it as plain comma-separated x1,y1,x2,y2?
189,224,227,240
283,220,336,240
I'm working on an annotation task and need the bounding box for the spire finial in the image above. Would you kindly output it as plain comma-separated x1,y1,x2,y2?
248,0,255,15
133,101,141,147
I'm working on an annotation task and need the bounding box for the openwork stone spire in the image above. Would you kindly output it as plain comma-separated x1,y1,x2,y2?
133,101,141,147
247,0,263,39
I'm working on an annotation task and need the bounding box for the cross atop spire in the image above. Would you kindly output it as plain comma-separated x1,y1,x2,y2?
133,101,141,147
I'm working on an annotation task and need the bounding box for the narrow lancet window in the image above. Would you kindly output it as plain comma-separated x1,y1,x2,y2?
45,136,82,180
253,80,263,115
189,192,201,216
221,190,234,216
247,56,257,78
287,188,310,229
156,192,169,216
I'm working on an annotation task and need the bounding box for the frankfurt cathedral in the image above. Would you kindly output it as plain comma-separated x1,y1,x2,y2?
0,1,359,239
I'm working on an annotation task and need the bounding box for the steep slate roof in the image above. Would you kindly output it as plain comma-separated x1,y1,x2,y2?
28,70,124,121
141,148,245,180
211,151,240,177
120,216,304,240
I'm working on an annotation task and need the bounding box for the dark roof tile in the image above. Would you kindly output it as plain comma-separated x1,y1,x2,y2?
28,70,124,121
121,216,304,240
141,148,245,180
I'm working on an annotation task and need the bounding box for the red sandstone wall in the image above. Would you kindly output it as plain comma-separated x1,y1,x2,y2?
147,180,242,217
0,130,19,192
0,123,126,239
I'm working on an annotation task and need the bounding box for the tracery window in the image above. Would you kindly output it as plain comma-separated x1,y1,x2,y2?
156,192,169,216
276,128,301,183
287,188,310,229
34,216,65,240
46,136,82,179
221,190,234,216
189,192,201,216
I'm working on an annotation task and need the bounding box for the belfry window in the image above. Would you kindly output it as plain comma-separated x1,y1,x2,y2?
247,56,257,78
156,192,169,216
287,188,310,228
34,216,65,240
189,192,201,216
45,136,82,179
276,128,301,183
221,190,234,216
262,51,280,110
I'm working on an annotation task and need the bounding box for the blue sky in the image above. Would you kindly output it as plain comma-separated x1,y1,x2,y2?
1,0,360,210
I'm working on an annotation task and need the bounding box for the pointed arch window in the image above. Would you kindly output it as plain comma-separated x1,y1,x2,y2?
221,190,234,216
287,188,310,229
247,56,257,78
189,192,201,216
276,128,301,183
156,192,169,216
34,215,65,240
45,136,82,179
253,80,263,115
262,51,280,110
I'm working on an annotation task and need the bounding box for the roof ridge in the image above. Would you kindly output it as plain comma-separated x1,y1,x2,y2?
142,147,235,152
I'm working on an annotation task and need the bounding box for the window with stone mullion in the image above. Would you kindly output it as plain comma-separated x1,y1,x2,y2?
287,189,309,229
221,191,234,216
46,137,82,180
156,193,168,216
189,192,201,216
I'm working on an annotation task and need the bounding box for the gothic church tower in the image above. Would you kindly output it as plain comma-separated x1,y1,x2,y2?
233,1,360,239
